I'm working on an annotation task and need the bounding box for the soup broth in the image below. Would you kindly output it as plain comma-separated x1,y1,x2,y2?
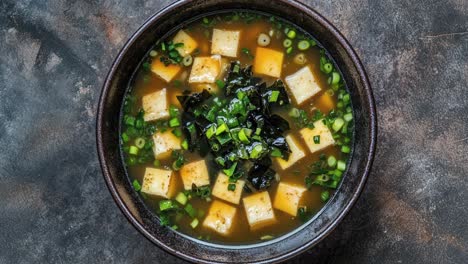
121,12,353,244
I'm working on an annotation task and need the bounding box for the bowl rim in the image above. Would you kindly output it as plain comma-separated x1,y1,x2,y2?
96,0,377,262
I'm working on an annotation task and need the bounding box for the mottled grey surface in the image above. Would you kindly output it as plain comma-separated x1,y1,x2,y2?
0,0,467,263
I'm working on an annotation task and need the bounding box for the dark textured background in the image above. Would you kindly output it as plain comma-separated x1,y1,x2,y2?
1,0,467,263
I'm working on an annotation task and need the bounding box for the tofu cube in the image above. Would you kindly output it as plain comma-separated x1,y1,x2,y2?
273,182,307,216
253,47,284,78
276,134,306,170
172,30,198,56
152,130,182,159
212,173,245,205
300,119,335,153
151,58,182,82
142,88,170,121
242,191,276,230
285,66,322,105
211,29,241,57
202,200,237,236
188,55,221,83
141,168,176,198
179,160,210,190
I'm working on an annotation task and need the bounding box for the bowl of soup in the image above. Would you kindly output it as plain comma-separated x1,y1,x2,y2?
97,0,377,262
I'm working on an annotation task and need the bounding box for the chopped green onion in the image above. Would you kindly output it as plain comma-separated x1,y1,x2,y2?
317,174,330,182
323,63,333,73
149,50,158,57
169,105,179,118
283,39,292,48
297,40,310,50
172,128,182,137
205,125,216,139
216,123,228,135
331,72,341,84
216,133,232,145
121,133,129,143
227,183,236,191
333,169,343,179
287,30,296,39
255,127,262,135
313,135,320,144
286,46,293,54
181,139,189,150
129,146,139,155
132,179,142,192
175,192,188,205
288,108,301,118
182,55,193,66
337,160,346,171
343,113,353,122
327,155,337,167
238,128,250,143
184,203,197,218
169,117,180,127
227,117,239,128
269,91,280,102
250,144,264,159
215,156,225,166
153,159,161,167
190,218,199,229
332,118,345,132
343,94,351,104
215,79,225,89
135,137,145,149
159,200,177,211
223,162,237,177
270,147,282,157
341,145,351,153
125,116,135,126
321,191,330,202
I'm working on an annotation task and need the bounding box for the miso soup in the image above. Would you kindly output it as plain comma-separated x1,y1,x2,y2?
120,12,353,244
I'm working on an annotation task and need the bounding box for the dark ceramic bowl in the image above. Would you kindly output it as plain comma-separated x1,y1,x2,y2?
97,0,377,263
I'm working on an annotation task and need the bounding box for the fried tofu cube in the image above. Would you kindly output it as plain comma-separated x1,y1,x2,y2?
151,58,182,83
172,30,198,56
152,130,182,159
212,173,245,205
142,88,170,121
202,200,237,236
300,119,335,153
141,168,176,198
253,47,284,78
273,182,307,216
188,55,221,83
211,29,241,57
179,160,210,190
285,66,321,105
242,191,276,230
276,134,306,170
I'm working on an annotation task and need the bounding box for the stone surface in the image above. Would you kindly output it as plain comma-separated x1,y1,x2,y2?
0,0,467,263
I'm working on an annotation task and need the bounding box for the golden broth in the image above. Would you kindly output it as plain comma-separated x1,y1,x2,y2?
121,12,352,244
